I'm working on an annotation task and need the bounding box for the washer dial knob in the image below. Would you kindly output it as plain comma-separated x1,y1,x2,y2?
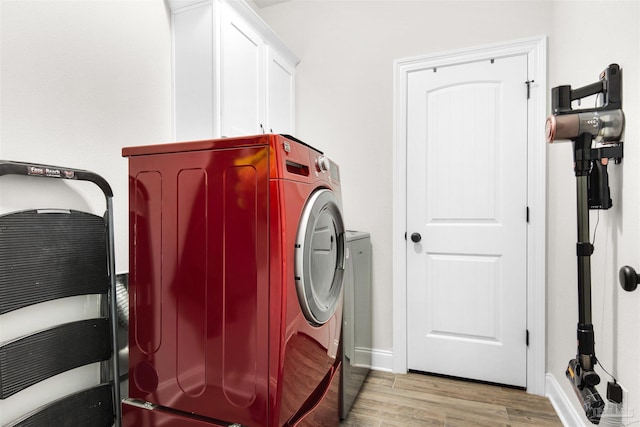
316,156,330,172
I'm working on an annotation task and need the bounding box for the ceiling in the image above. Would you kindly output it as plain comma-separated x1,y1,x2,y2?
252,0,291,8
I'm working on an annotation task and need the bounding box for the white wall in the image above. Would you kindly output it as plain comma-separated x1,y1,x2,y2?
0,0,173,273
0,1,172,422
260,0,639,423
547,1,640,424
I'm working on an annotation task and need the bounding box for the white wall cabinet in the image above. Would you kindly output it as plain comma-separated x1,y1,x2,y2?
266,47,296,134
219,3,263,137
169,0,298,141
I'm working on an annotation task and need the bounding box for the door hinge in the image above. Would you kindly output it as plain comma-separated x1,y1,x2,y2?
526,206,530,223
526,80,535,99
526,329,530,346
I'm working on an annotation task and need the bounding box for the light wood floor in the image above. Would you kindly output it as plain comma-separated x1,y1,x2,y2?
340,371,562,427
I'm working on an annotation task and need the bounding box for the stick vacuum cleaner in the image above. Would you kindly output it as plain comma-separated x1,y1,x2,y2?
546,64,625,425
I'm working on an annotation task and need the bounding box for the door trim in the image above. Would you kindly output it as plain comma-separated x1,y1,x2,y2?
392,36,547,395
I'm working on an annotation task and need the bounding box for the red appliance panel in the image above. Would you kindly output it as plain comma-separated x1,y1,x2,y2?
122,135,272,157
122,400,227,427
283,363,341,427
128,146,270,426
125,135,343,427
272,178,343,426
269,135,317,183
277,332,338,426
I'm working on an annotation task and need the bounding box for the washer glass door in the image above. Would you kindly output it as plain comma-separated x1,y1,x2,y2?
295,189,345,326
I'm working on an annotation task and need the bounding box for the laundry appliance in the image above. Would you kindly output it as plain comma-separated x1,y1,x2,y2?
121,134,345,427
340,231,371,419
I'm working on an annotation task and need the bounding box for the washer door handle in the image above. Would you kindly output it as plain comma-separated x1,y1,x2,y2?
411,232,422,243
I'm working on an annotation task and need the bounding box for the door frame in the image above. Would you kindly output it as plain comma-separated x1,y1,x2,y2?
392,36,547,395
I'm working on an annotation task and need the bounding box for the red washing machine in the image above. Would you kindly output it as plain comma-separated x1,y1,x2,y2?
121,134,345,427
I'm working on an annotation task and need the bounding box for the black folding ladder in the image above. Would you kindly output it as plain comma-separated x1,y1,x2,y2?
0,161,121,427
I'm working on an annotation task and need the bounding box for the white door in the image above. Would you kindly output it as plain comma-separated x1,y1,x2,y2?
406,55,528,387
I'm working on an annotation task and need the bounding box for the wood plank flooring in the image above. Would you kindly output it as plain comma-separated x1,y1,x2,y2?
340,371,562,427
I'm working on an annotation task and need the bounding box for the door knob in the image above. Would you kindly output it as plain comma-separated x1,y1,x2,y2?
619,265,639,292
411,232,422,243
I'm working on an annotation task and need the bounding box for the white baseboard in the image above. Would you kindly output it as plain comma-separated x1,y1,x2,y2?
353,347,371,367
366,348,394,372
546,373,585,427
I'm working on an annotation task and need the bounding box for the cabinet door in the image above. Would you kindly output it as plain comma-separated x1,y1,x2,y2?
266,47,295,135
219,3,264,137
173,2,215,141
